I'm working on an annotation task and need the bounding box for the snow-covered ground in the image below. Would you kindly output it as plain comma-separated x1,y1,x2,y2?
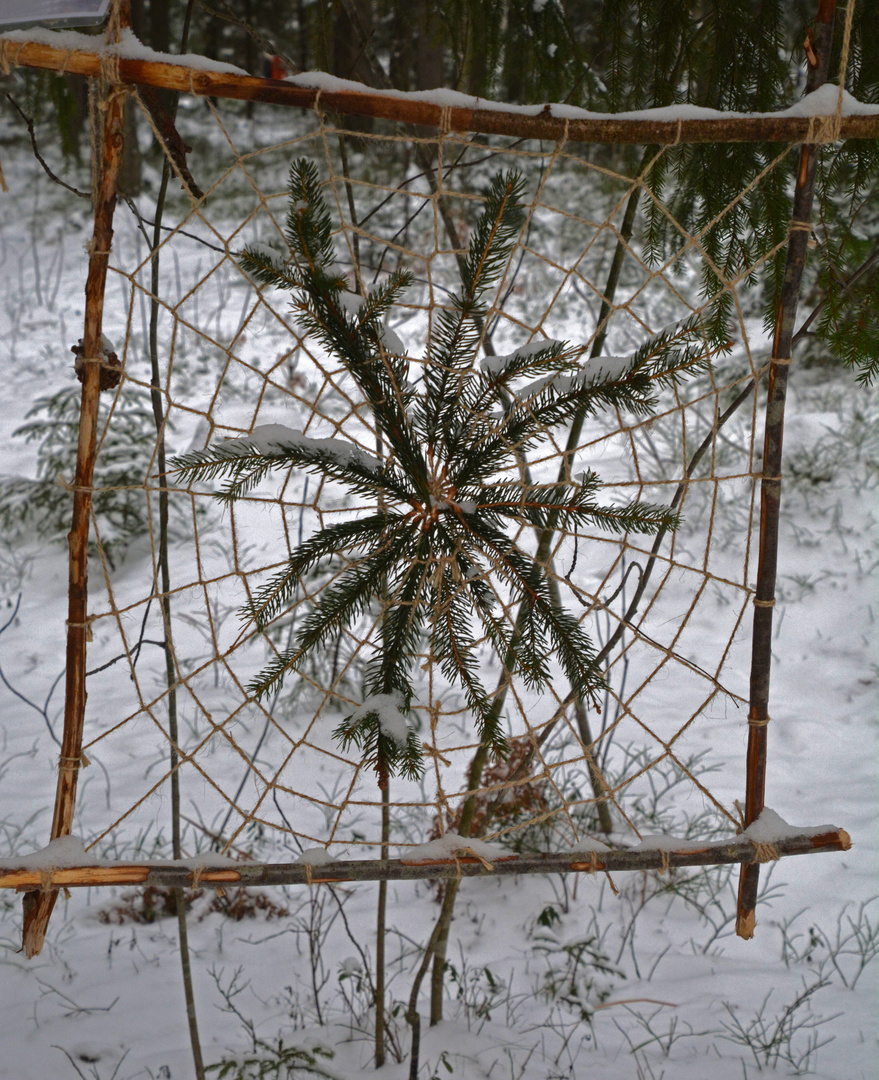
0,101,876,1080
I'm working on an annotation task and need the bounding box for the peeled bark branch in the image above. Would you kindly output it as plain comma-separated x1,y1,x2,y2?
2,828,851,891
2,35,877,145
20,68,126,963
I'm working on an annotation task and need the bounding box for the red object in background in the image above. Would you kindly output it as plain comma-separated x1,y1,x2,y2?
263,54,288,80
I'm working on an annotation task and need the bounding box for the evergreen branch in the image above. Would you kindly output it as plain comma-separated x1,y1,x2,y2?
431,574,503,754
169,444,285,497
437,549,515,667
242,514,403,628
334,707,424,783
170,439,407,504
289,283,427,486
365,533,432,700
292,542,406,661
419,302,485,446
247,541,403,701
467,580,516,668
460,515,601,698
284,159,335,273
542,598,604,703
460,170,527,300
354,270,414,342
238,246,301,293
421,171,527,448
475,480,679,535
257,444,407,503
465,339,572,417
452,324,712,488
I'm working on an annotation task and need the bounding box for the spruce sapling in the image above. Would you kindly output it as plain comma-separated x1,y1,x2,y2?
171,160,710,786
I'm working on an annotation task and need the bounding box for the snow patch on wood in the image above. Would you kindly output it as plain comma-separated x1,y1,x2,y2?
401,831,515,864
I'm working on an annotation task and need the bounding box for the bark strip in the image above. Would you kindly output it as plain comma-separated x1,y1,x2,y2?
1,36,876,145
735,0,837,941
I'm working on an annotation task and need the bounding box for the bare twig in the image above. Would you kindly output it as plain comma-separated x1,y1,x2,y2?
0,594,63,746
196,0,297,74
143,0,206,1069
120,191,226,253
2,91,91,199
85,639,166,677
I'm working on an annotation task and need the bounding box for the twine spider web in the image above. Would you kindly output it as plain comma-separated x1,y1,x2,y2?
60,94,790,872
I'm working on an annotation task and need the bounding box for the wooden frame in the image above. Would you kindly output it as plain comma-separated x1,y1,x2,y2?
1,33,877,146
0,6,862,954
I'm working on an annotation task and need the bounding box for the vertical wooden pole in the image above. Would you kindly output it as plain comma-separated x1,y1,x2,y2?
735,0,837,939
22,8,128,959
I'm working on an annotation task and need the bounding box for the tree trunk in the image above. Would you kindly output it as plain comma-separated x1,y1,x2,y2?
117,98,142,196
415,2,442,90
149,0,172,54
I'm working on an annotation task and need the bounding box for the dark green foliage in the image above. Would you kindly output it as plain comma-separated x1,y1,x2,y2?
0,386,187,567
171,161,712,784
810,132,879,385
46,75,88,163
597,0,878,383
206,1038,336,1079
614,0,797,337
178,0,876,382
812,212,879,385
597,0,794,114
431,0,590,102
263,555,375,717
647,139,794,345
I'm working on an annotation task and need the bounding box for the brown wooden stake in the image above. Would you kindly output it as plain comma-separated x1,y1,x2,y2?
21,25,127,961
1,35,878,145
736,0,838,940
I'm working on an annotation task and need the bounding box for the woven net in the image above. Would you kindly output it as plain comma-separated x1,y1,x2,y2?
59,92,795,867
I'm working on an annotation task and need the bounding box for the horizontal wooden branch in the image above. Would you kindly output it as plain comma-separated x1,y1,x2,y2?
2,37,878,145
0,828,850,891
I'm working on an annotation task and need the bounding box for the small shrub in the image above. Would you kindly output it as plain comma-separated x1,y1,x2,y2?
97,885,197,924
531,922,624,1022
0,384,196,566
206,1039,336,1079
171,160,711,785
430,736,551,849
97,885,289,924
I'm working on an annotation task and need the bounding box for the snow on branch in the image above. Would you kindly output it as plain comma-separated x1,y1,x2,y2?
2,30,878,145
0,814,851,891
